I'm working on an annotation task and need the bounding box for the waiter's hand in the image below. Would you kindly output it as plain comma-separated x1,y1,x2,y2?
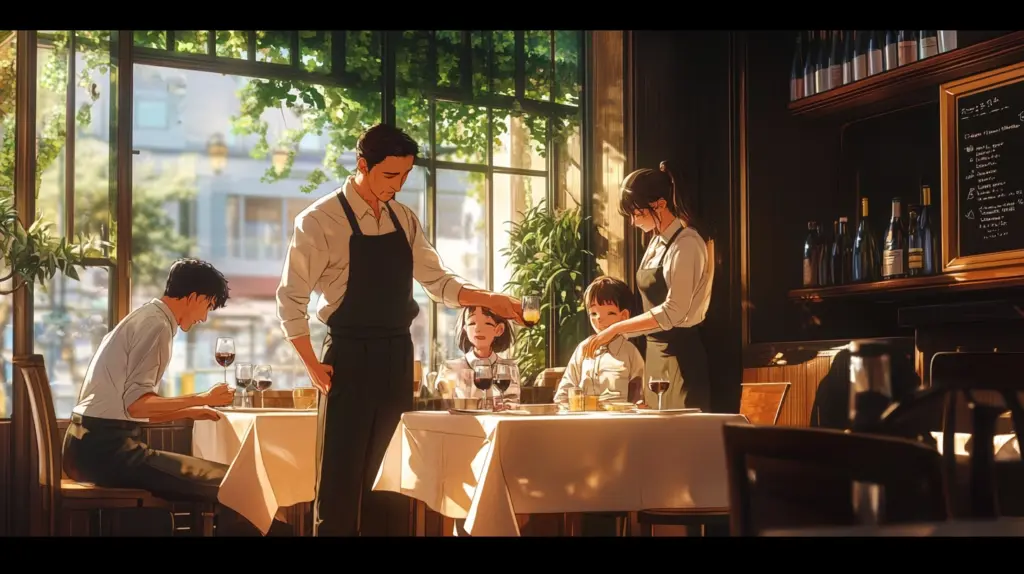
200,383,235,407
307,362,334,395
487,293,524,324
582,329,616,359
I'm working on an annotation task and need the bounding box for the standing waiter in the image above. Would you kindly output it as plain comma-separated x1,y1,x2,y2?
581,161,714,412
276,124,522,536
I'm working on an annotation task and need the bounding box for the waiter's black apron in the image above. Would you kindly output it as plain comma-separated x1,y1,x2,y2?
314,192,418,537
637,227,712,412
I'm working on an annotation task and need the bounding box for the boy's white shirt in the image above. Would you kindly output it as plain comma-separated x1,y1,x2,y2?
553,334,645,404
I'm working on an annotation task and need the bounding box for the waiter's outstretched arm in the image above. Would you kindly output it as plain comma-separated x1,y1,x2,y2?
406,210,523,322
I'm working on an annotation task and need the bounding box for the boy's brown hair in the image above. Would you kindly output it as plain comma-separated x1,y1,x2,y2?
583,276,632,313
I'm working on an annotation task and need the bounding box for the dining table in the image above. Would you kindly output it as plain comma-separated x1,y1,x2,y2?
192,407,318,535
373,409,748,536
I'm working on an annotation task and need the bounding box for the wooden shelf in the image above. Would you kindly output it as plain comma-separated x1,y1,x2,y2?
789,267,1024,301
788,31,1024,120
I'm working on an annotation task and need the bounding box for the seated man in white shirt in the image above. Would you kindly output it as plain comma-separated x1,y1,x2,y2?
62,258,283,535
554,276,646,407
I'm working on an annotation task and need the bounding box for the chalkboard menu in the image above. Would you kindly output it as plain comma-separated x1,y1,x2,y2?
957,78,1024,257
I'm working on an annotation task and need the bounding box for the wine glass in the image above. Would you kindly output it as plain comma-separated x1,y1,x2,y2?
493,363,513,410
215,337,236,389
521,295,541,327
647,375,670,411
235,363,253,408
254,364,273,408
472,364,493,410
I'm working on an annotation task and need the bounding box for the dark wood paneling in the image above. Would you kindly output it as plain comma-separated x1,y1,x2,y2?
630,31,744,413
0,421,8,537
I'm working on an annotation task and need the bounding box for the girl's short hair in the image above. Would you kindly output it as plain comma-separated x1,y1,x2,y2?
456,306,515,354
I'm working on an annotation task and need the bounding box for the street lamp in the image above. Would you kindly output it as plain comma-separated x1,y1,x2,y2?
207,133,228,174
272,147,289,175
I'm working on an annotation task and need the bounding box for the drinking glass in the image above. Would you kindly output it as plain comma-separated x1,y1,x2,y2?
647,376,670,410
215,337,235,388
493,363,513,409
522,295,541,327
254,364,273,408
292,382,317,410
235,363,253,408
472,364,493,410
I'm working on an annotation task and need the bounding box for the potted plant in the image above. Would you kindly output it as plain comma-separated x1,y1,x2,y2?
501,200,602,386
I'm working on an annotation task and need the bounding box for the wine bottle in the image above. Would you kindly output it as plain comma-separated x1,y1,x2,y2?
882,197,907,280
803,30,818,97
790,33,804,102
842,31,855,85
919,30,939,59
815,31,831,93
884,30,899,71
919,183,939,275
831,216,853,285
898,30,918,66
867,31,885,77
803,221,822,287
907,207,923,276
938,30,958,53
853,196,881,283
852,31,868,82
820,220,837,286
829,31,844,89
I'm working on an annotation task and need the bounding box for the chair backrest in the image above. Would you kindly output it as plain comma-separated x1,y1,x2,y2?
723,423,948,536
740,382,790,425
538,368,566,388
12,354,61,536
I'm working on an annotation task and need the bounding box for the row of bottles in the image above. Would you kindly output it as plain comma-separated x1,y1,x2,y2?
802,182,939,288
790,31,959,102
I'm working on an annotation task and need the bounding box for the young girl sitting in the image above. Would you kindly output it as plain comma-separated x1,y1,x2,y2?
435,306,521,409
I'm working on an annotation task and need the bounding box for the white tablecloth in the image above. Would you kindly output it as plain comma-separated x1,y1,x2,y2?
192,408,318,534
373,411,747,536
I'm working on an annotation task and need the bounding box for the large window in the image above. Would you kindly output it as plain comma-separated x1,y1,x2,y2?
2,30,590,418
0,32,14,417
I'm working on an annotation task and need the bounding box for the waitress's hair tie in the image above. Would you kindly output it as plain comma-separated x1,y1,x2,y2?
659,161,669,172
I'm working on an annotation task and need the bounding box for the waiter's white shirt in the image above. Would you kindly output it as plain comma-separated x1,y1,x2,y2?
276,176,474,340
71,299,177,422
435,351,521,406
553,335,645,404
637,218,713,333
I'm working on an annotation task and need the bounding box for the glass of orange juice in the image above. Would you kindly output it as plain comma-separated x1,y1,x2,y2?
522,295,541,327
292,384,318,410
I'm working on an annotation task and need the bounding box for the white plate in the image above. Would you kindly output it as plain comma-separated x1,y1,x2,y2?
631,408,701,415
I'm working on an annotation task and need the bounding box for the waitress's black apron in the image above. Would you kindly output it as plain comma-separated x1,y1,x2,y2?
636,227,711,412
313,192,419,536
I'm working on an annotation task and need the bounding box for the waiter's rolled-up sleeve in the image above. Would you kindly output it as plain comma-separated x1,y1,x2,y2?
406,209,475,308
650,237,706,331
121,321,173,415
277,214,331,340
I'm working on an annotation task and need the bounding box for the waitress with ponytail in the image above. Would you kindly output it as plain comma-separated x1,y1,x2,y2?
582,161,714,412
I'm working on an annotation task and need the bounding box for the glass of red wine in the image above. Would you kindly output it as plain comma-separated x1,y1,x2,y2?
254,364,273,408
235,363,253,408
648,376,670,410
472,364,493,410
493,363,513,410
215,337,236,390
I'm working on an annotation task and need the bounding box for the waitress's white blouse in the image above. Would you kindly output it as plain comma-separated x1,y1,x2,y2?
638,218,713,332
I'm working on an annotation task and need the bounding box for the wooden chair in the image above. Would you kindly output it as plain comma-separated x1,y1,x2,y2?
13,354,211,536
881,352,1024,518
723,423,948,536
636,382,790,536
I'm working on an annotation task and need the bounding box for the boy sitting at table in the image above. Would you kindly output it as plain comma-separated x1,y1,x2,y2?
554,276,646,408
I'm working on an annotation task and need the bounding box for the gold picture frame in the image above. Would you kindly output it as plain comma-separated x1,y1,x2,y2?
940,61,1024,273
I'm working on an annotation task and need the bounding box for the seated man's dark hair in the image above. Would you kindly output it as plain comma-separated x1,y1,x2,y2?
163,258,230,310
357,123,420,171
